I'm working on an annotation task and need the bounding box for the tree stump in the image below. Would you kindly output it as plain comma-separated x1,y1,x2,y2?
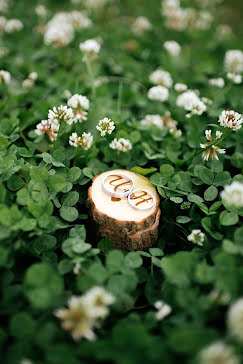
87,169,160,251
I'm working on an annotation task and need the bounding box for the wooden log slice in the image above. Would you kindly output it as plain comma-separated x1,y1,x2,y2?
98,208,161,251
87,169,160,249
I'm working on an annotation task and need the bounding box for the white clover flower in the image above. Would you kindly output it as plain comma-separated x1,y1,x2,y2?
209,145,226,160
20,359,33,364
201,97,213,106
174,83,187,92
163,112,178,129
187,229,205,246
96,117,115,136
165,8,190,32
195,11,213,30
186,99,206,118
55,287,115,340
164,40,181,56
161,0,180,17
68,94,90,111
205,129,212,140
176,90,206,117
227,73,242,84
82,287,115,319
22,79,34,88
186,100,206,118
201,145,226,161
63,89,72,99
169,128,182,138
164,111,178,127
35,120,59,142
209,77,225,88
162,0,214,33
217,24,232,36
149,69,173,88
79,39,101,61
5,19,23,33
55,295,96,341
85,0,109,8
48,105,74,125
141,114,164,129
69,132,79,147
109,138,132,152
224,50,243,73
176,90,199,109
142,111,178,131
227,298,243,343
200,129,225,161
199,342,240,364
216,130,223,138
44,13,74,47
69,132,93,150
148,85,169,102
0,69,10,84
70,11,92,30
28,72,38,81
218,110,242,131
221,182,243,208
22,72,38,89
154,300,172,321
73,262,81,275
131,16,152,35
35,5,48,18
0,0,9,13
67,94,90,121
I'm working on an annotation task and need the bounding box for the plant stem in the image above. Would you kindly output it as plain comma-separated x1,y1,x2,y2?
74,77,79,94
85,60,95,99
166,220,188,235
117,81,123,118
102,75,146,90
54,122,63,149
73,146,80,166
89,135,101,151
20,131,29,147
151,262,154,277
73,135,101,165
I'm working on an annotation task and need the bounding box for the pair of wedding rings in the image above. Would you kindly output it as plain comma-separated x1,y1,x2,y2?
102,173,155,211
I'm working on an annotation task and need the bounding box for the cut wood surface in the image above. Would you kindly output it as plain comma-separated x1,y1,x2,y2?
87,169,160,251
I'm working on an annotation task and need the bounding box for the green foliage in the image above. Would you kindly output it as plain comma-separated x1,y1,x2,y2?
23,263,64,309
